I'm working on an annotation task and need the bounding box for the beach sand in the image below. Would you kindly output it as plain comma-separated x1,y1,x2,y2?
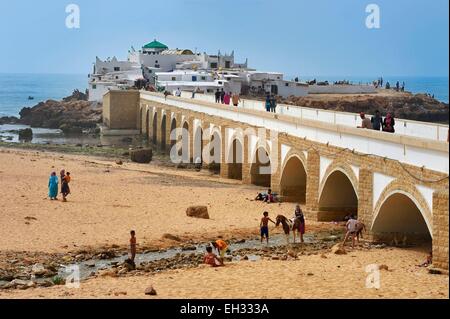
1,247,447,299
0,148,448,299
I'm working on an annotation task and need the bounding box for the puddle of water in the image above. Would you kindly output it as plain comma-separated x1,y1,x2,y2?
55,234,317,281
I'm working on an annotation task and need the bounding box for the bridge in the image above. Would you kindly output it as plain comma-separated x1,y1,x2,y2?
102,90,449,270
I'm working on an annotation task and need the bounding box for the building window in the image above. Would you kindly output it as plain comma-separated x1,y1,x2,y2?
285,83,289,87
210,62,218,69
192,76,197,82
116,76,119,79
172,77,176,81
92,84,97,89
114,67,120,71
201,76,206,81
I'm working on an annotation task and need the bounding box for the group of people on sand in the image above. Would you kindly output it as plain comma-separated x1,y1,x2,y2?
48,169,71,202
255,189,279,203
341,214,366,249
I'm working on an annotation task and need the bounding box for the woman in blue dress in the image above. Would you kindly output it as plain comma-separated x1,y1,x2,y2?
48,172,58,200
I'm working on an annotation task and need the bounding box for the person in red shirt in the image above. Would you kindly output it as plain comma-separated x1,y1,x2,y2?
203,246,222,267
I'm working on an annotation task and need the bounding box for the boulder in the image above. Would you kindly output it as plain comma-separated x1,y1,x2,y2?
130,148,153,164
115,159,123,165
144,286,157,296
186,206,210,219
31,264,47,276
331,243,347,255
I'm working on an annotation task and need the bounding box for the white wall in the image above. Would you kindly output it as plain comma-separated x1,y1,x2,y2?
308,84,376,94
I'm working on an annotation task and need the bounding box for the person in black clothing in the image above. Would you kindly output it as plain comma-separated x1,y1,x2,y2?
215,89,221,103
220,89,225,104
371,110,383,131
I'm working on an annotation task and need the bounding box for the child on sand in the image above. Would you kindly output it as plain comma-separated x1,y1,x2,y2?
260,211,276,244
342,216,358,249
130,230,137,264
211,240,228,265
203,246,223,267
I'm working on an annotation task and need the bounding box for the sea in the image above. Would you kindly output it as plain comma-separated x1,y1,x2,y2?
0,73,448,145
0,73,448,118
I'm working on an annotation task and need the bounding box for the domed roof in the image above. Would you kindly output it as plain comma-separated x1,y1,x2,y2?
143,39,168,49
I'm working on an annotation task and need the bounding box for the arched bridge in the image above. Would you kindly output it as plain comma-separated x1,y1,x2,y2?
102,90,449,270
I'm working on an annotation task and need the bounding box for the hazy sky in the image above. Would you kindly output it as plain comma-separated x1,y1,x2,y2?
0,0,448,76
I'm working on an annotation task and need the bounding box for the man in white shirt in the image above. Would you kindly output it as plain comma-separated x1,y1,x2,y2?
342,215,359,249
175,88,181,97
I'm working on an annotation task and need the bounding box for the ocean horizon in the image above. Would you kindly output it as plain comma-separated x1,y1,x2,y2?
0,73,448,117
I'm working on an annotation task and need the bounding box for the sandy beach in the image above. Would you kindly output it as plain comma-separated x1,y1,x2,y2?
0,148,448,299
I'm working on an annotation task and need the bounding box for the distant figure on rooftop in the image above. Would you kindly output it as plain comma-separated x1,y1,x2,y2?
382,112,395,133
357,112,372,129
371,110,383,131
175,88,181,97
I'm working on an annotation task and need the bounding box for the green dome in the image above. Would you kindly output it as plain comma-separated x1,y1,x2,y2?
143,40,168,49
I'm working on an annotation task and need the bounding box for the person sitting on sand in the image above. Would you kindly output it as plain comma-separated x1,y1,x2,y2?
260,211,276,244
342,216,358,249
264,189,276,203
61,172,71,202
48,172,58,200
211,240,228,265
203,246,223,267
418,252,433,267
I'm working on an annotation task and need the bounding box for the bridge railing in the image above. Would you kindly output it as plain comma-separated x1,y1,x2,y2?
179,91,448,142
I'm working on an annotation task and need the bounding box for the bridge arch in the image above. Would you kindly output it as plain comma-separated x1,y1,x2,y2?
170,117,177,149
160,113,167,150
152,111,158,145
209,128,221,174
250,144,272,187
227,137,243,180
371,180,432,243
180,121,190,161
193,125,203,165
280,151,307,203
318,163,358,221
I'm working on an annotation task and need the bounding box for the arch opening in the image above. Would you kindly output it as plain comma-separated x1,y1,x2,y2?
227,139,243,180
372,192,432,245
170,118,177,149
145,109,150,139
139,108,143,134
209,132,221,174
318,170,358,222
280,156,307,203
152,113,157,145
250,147,271,187
160,114,167,150
193,127,203,166
180,122,190,161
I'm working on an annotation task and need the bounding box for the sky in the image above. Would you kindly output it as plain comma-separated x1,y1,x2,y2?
0,0,448,77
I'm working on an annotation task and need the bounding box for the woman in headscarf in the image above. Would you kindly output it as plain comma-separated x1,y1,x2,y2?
60,169,66,193
382,112,396,133
48,172,58,200
61,172,71,202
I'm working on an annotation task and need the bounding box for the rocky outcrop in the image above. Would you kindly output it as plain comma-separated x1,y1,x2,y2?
0,116,20,125
280,92,449,123
16,90,101,130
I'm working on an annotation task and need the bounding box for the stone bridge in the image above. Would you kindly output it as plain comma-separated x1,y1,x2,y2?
102,90,449,270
